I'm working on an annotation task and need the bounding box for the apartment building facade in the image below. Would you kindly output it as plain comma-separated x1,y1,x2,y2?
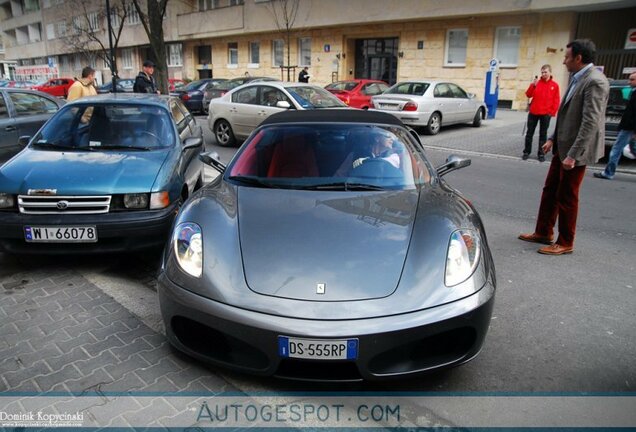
1,0,634,109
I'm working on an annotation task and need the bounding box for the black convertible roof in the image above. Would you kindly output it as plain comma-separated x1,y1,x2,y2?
260,109,405,127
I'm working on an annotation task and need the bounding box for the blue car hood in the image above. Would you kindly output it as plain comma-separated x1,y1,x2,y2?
0,148,170,194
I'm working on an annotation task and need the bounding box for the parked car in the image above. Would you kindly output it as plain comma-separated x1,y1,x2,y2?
1,80,37,89
0,88,65,163
325,79,389,109
0,94,204,254
33,77,75,98
169,78,186,92
203,76,278,114
208,81,348,146
171,78,227,114
96,78,135,94
370,80,487,135
605,79,631,148
159,109,496,380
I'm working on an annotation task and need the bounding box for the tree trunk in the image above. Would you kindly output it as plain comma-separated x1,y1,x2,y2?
134,0,169,94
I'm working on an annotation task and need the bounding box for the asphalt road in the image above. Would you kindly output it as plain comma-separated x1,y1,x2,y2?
1,113,634,396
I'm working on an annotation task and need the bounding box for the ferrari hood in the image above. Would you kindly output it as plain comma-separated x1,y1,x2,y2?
0,148,169,194
238,188,419,301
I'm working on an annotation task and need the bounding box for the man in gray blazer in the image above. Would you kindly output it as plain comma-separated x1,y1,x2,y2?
519,39,609,255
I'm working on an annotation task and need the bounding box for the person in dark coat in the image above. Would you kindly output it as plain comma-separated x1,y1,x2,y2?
298,66,310,83
133,60,159,94
594,72,636,180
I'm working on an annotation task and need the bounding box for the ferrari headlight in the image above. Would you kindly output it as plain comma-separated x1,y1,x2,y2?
123,193,149,209
0,193,15,209
173,222,203,278
445,229,481,287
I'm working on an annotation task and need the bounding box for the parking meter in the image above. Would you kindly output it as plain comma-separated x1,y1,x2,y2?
484,58,499,119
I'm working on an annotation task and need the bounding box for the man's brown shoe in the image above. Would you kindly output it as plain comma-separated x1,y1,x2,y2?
537,244,573,255
518,232,553,245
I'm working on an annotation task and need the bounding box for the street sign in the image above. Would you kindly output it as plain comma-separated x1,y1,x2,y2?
625,28,636,50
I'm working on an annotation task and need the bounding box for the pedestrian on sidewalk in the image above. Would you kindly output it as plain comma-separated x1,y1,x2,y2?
67,66,97,102
518,39,609,255
594,72,636,180
522,65,560,162
133,60,160,94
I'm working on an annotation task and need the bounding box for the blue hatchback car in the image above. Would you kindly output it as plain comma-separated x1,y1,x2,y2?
0,94,204,254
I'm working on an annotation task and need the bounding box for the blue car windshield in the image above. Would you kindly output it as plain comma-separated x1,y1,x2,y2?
33,104,175,151
226,124,432,190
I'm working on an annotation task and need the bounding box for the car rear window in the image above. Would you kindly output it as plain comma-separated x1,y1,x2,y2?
385,82,430,96
326,82,358,92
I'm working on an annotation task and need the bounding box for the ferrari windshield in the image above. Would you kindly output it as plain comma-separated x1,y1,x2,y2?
227,124,431,190
32,104,175,151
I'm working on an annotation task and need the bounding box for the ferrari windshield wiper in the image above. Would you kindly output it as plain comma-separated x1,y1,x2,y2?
228,175,279,188
303,182,386,191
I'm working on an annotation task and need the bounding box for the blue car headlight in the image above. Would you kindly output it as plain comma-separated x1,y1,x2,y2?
445,229,481,287
173,222,203,278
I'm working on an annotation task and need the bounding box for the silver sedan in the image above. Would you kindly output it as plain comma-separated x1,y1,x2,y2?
370,80,487,135
207,81,347,146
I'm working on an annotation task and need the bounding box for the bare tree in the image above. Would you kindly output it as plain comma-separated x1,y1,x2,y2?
267,0,300,81
132,0,169,94
61,0,128,75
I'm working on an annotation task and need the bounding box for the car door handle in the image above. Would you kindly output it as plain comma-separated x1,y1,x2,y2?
5,126,16,132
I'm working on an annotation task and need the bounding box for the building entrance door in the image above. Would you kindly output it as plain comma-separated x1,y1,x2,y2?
354,38,398,85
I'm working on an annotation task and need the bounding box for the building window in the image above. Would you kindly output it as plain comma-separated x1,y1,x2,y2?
42,0,51,8
272,39,284,67
24,0,40,13
28,23,41,43
121,48,133,69
109,9,121,29
72,16,83,34
228,42,238,65
0,40,4,53
74,54,82,71
298,37,311,67
46,23,55,40
198,45,212,65
167,44,183,67
87,12,100,32
249,41,260,65
126,3,141,25
495,26,521,67
229,0,244,5
199,0,219,10
56,20,67,37
445,28,467,67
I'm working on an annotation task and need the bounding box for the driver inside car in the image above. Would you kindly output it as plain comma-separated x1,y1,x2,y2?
335,130,400,176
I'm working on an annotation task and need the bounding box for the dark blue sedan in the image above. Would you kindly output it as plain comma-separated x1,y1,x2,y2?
0,94,204,253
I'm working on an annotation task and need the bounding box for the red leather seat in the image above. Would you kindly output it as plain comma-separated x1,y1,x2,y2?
267,133,319,178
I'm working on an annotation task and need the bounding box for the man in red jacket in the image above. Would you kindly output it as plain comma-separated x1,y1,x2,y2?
523,65,560,162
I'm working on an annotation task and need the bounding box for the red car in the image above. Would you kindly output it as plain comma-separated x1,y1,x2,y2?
33,77,75,98
325,79,389,109
169,78,186,92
